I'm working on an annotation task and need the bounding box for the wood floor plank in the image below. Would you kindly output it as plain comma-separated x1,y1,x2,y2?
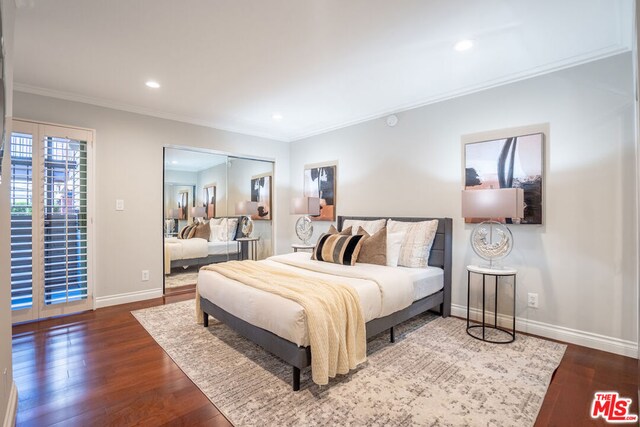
12,291,638,426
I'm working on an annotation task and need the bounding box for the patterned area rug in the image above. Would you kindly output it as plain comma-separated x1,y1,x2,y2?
132,300,566,426
164,269,199,289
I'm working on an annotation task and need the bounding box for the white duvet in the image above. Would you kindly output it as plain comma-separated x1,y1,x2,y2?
197,252,417,347
165,237,209,261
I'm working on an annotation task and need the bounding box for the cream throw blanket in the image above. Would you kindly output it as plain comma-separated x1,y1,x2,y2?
198,260,367,386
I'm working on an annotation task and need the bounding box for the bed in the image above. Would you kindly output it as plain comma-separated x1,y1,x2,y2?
163,218,242,274
198,215,452,390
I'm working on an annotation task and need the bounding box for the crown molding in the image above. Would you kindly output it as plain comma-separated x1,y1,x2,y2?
15,44,629,144
13,83,291,142
288,45,630,142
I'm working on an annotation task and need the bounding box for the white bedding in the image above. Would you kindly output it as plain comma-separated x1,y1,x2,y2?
197,252,444,346
165,237,209,261
208,241,240,255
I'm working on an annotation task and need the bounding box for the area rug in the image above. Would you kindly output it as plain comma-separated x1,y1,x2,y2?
164,269,199,289
132,300,566,426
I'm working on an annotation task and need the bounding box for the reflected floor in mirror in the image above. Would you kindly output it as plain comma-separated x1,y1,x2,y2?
165,266,199,290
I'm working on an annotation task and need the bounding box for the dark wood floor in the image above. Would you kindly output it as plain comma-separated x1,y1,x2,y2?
12,291,638,426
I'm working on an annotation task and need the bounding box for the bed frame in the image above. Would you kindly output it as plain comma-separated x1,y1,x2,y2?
168,216,243,271
200,215,452,391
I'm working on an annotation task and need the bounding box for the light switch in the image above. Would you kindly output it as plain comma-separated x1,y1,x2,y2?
116,199,124,211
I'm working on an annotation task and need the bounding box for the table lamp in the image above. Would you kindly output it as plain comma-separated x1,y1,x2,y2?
235,201,259,237
290,197,320,244
461,188,524,268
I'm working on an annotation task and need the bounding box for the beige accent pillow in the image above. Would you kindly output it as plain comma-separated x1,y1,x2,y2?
179,224,195,239
193,221,210,240
356,226,387,266
343,219,386,236
387,219,439,268
328,224,353,235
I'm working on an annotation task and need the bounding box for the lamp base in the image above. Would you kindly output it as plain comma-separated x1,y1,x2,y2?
240,216,254,238
295,216,313,244
470,220,513,265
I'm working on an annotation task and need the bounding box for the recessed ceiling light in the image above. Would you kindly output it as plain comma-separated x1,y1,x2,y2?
146,80,161,89
454,39,474,52
272,113,283,121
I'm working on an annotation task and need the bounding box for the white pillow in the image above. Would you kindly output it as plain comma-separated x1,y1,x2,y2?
209,224,226,242
209,218,224,241
386,231,405,267
227,218,239,241
343,219,386,236
387,219,439,268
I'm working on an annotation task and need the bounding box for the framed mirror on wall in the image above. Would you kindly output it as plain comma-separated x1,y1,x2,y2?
162,147,274,295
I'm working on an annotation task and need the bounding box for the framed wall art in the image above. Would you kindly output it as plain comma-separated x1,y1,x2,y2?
203,184,216,219
304,163,336,221
464,131,544,224
250,174,271,220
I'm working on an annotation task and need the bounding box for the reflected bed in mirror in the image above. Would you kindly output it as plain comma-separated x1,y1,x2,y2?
163,148,274,294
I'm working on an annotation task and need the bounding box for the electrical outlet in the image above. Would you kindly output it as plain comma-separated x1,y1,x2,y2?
116,199,125,211
527,293,539,308
142,270,149,281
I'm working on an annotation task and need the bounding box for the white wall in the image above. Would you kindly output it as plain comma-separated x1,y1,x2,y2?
0,0,17,423
13,92,291,306
290,53,638,356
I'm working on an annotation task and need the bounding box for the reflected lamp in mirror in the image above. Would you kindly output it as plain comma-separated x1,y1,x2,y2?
461,188,524,268
235,201,259,237
191,206,206,223
290,197,320,244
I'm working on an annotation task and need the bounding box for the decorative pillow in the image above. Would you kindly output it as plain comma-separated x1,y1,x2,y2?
179,224,195,239
187,224,199,239
311,233,365,266
209,218,224,241
343,219,386,236
227,218,239,241
356,226,387,266
387,219,439,268
327,224,353,235
210,224,226,242
386,231,405,267
192,221,210,240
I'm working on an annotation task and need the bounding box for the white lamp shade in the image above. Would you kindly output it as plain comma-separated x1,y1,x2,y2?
461,188,524,219
191,206,206,217
169,209,180,219
290,197,320,215
235,201,259,215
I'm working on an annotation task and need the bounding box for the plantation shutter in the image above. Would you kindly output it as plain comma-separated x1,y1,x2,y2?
42,136,89,305
10,119,94,323
10,132,34,310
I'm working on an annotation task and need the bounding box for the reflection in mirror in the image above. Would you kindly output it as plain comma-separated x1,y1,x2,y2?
163,148,235,294
227,157,274,261
163,148,275,294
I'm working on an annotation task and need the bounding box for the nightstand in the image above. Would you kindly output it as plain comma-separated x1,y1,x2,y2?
466,265,517,344
237,237,260,260
291,243,315,252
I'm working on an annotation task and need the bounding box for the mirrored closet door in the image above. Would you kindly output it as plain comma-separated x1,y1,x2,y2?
163,148,273,294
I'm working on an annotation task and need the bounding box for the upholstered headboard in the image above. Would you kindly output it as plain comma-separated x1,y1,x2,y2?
337,215,453,313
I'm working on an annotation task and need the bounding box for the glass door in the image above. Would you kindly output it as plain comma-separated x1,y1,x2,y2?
10,120,94,323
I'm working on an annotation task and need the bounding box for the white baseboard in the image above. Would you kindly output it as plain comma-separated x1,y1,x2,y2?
3,382,17,427
451,304,638,358
95,288,163,309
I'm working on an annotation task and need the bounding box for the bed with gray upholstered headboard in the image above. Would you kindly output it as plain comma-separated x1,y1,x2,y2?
198,215,452,390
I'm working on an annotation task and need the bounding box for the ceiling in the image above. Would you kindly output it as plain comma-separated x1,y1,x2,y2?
13,1,633,142
164,148,226,172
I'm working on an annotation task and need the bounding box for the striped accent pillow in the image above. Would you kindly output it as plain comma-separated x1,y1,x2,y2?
312,233,365,266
